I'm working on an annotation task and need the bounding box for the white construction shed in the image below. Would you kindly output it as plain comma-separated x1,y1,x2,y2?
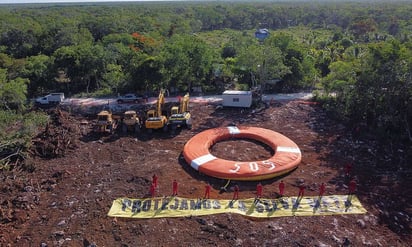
222,90,253,108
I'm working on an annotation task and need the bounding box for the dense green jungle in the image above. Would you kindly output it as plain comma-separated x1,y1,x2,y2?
0,0,411,169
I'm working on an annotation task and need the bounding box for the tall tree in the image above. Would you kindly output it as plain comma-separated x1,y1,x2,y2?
159,34,217,92
102,63,127,94
22,54,55,96
53,44,106,94
0,68,28,112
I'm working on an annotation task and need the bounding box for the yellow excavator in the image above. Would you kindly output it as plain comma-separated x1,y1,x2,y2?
167,93,192,132
145,89,168,133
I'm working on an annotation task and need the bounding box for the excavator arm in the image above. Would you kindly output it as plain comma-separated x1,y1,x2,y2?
156,89,165,117
145,89,168,132
180,93,190,113
167,92,191,132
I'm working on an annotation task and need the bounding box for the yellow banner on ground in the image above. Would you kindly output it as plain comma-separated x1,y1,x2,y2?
108,195,366,218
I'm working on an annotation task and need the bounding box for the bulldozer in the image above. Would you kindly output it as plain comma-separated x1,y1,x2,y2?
121,110,141,133
167,93,192,132
94,110,118,134
145,89,168,133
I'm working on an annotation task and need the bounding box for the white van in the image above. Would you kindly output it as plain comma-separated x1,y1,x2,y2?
35,93,65,105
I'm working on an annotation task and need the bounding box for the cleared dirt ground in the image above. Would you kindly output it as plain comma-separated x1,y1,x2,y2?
1,98,411,246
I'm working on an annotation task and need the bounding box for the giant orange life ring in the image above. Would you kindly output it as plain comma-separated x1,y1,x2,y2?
183,126,301,181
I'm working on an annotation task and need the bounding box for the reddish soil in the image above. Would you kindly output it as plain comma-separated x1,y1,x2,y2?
1,99,411,246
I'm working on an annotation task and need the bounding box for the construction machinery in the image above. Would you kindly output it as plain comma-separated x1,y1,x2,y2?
145,89,168,133
94,110,118,134
121,110,141,133
168,93,192,132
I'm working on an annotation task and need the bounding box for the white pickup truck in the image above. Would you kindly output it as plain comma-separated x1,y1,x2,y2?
35,93,65,105
117,93,146,104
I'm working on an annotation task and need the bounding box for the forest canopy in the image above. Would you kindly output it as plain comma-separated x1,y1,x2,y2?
1,1,411,94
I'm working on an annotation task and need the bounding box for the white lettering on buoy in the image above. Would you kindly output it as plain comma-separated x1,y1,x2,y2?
230,163,241,173
249,162,259,172
229,161,274,173
262,160,276,170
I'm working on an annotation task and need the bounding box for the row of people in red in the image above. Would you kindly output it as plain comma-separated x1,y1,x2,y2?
252,179,356,200
149,177,179,197
149,174,357,200
237,180,356,200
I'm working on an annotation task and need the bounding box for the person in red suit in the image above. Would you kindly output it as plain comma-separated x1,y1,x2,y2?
298,184,305,199
232,184,239,200
278,180,285,197
346,179,357,205
172,179,178,196
152,174,158,189
319,182,326,197
204,183,211,199
256,183,263,199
